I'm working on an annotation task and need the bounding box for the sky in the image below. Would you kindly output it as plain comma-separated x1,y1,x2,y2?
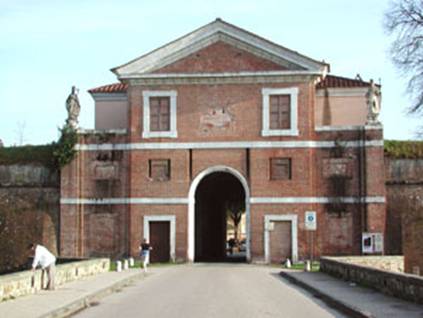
0,0,420,146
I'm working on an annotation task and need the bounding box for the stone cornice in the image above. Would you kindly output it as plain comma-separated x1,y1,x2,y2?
316,87,369,97
127,72,320,86
75,139,384,151
60,196,386,205
90,93,127,101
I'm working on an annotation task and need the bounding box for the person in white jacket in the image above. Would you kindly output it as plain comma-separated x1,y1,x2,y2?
28,243,56,290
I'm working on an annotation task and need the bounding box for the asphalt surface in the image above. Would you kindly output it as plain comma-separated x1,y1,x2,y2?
73,264,345,318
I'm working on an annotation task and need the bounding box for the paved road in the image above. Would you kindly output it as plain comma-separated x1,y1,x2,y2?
73,264,345,318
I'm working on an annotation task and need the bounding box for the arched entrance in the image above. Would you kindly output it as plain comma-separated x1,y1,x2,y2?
188,166,250,262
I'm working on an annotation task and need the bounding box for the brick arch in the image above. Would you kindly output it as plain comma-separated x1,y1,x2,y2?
187,165,250,262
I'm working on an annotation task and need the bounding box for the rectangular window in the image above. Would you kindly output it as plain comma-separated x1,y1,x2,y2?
269,95,291,129
149,159,171,181
270,158,291,180
150,97,170,132
262,87,298,136
142,90,177,138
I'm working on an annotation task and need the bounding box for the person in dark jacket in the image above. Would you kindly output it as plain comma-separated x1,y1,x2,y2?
139,239,153,272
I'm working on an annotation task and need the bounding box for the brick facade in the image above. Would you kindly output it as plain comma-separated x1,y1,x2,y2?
385,158,423,275
60,20,386,263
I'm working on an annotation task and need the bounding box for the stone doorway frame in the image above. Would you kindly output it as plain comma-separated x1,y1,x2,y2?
264,214,298,264
188,166,250,262
143,215,176,262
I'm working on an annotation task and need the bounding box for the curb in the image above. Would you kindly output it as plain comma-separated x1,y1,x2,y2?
40,271,147,318
279,271,374,318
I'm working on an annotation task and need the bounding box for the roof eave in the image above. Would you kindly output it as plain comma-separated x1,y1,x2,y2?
117,70,326,81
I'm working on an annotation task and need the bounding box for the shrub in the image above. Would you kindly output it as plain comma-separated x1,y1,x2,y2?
0,145,54,167
52,125,77,169
384,140,423,159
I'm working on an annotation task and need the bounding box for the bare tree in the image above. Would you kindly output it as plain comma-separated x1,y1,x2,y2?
15,121,26,146
226,201,245,241
385,0,423,115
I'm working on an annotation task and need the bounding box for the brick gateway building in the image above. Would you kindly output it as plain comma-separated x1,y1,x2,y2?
60,19,386,263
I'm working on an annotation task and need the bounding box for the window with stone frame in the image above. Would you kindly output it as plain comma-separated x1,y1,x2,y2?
149,96,170,132
261,87,298,137
270,158,291,180
149,159,171,181
142,90,177,138
269,95,291,129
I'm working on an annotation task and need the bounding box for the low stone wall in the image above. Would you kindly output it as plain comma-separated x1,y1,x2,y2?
327,255,404,273
320,256,423,304
0,258,110,302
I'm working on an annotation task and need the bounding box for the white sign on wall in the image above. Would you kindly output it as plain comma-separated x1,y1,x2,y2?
305,211,317,231
362,232,384,254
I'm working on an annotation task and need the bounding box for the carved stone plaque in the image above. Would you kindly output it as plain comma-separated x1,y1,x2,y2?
200,107,233,134
94,163,118,180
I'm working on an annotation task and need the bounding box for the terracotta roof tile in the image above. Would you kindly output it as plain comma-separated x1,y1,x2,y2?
88,83,128,94
317,75,374,89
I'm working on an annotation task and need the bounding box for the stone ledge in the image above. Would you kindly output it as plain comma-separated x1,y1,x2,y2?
0,258,110,302
320,256,423,304
77,129,127,135
325,255,404,273
280,271,372,318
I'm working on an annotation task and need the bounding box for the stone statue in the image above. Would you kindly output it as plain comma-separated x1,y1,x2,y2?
366,79,381,125
66,86,81,128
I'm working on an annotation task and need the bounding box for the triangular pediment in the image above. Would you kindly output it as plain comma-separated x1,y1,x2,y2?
153,41,291,74
112,19,328,78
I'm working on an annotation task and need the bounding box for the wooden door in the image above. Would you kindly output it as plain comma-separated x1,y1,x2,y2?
149,221,170,263
269,221,291,263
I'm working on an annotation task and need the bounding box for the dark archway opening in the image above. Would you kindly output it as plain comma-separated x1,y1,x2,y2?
194,172,245,262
